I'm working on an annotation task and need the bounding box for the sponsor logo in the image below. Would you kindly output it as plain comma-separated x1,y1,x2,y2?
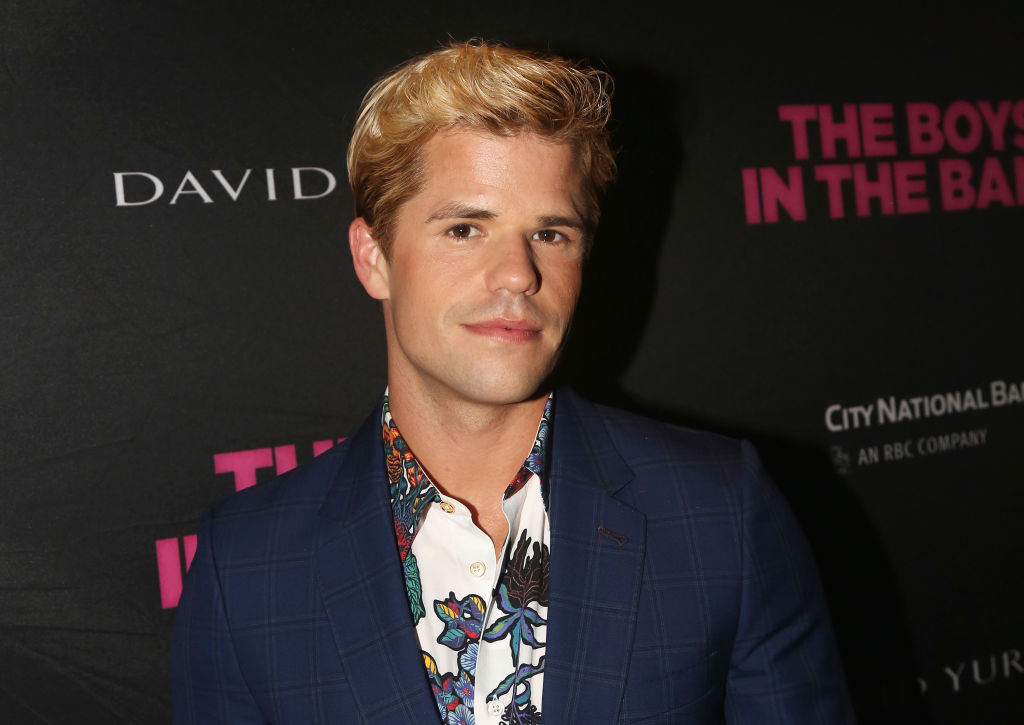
874,646,1024,712
829,445,852,475
853,428,988,467
910,646,1024,696
930,648,1024,694
825,379,1023,433
113,167,339,206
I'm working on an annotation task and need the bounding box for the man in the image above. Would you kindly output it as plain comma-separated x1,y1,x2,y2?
173,40,855,724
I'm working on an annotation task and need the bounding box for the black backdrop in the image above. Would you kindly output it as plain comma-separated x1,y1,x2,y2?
2,2,1022,722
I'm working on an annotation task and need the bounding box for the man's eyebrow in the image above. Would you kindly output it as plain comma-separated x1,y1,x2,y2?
424,204,585,231
537,214,585,231
425,203,497,223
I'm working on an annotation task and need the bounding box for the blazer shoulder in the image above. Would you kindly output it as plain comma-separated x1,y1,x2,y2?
571,394,758,472
206,436,354,523
186,438,357,573
560,391,772,520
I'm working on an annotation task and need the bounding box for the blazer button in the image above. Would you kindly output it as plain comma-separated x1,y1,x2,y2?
469,561,486,577
487,700,503,716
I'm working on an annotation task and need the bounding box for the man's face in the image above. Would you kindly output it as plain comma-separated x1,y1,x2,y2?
354,129,586,409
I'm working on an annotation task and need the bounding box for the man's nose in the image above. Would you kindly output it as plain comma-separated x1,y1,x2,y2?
484,234,540,296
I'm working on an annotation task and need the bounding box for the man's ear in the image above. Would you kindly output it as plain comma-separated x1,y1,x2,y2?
348,217,390,300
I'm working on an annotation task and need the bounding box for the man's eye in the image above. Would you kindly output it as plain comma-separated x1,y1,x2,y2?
533,229,567,244
447,224,477,239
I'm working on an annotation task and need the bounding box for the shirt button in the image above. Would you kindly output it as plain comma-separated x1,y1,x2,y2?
439,501,455,513
469,561,486,577
487,700,503,716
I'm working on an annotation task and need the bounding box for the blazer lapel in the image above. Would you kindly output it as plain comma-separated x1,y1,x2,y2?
313,401,440,724
543,389,647,725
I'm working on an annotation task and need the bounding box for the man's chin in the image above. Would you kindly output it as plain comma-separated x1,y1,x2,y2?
449,373,554,408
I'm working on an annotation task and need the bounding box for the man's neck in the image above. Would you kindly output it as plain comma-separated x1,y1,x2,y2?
386,380,550,544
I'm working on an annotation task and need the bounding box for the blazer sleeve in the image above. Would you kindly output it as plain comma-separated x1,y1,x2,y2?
171,510,267,724
724,441,856,724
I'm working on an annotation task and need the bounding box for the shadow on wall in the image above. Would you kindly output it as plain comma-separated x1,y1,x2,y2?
753,437,933,724
556,60,683,402
557,59,933,725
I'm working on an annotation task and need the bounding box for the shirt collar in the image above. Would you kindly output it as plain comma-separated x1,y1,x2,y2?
383,391,555,534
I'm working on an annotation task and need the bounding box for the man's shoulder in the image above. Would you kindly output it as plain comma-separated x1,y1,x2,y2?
562,390,756,471
205,435,354,526
191,436,366,566
559,390,774,519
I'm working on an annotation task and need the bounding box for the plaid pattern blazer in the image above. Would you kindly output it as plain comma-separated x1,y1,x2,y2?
172,388,855,724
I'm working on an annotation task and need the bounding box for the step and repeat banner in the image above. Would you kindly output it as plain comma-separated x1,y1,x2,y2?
2,3,1021,723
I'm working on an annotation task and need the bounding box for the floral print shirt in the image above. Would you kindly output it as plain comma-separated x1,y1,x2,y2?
384,393,552,725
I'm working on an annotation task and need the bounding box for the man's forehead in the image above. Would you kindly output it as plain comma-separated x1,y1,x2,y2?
413,129,585,221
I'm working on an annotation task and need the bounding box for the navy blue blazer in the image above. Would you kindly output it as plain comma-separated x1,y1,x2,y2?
172,389,855,723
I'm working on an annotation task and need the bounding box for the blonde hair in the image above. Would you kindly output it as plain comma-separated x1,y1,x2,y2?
346,40,616,255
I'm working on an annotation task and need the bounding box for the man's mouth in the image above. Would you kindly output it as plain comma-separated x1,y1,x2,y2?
462,318,541,342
